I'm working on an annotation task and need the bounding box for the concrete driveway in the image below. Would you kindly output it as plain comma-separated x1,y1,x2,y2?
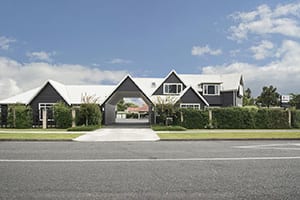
73,126,159,142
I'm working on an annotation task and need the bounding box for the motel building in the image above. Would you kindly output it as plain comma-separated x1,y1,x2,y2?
0,70,244,128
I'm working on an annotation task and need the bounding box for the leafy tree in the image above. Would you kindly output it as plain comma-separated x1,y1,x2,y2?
117,99,138,111
155,96,178,125
290,94,300,109
77,94,102,126
256,85,280,108
243,88,255,106
78,103,102,126
53,102,72,128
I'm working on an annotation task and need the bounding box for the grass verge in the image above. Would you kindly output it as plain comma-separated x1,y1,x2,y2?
158,132,300,140
0,128,67,132
0,133,82,141
151,125,186,131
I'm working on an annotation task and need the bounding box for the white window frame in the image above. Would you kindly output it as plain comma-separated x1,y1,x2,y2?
180,103,201,110
163,83,183,95
203,84,220,96
38,103,55,121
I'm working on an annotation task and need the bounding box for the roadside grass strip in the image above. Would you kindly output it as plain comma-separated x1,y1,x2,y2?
0,133,82,141
158,131,300,140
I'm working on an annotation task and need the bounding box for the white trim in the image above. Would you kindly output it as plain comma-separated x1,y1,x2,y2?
38,103,55,121
203,84,220,96
176,86,209,107
163,83,183,95
180,103,201,110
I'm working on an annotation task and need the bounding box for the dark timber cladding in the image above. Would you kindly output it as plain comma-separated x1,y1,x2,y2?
102,76,154,125
152,71,186,95
29,82,67,126
178,88,207,109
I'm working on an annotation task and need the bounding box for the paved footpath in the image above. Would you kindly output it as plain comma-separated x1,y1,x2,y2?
73,128,160,141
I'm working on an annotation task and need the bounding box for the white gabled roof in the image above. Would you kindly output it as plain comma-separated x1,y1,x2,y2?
0,87,41,104
66,85,115,104
0,71,243,106
133,77,164,97
178,73,242,91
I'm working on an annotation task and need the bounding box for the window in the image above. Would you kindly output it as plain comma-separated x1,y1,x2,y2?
39,103,54,121
203,84,220,95
180,103,200,110
163,83,183,94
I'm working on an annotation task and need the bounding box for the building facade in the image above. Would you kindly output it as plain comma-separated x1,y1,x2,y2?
0,70,244,127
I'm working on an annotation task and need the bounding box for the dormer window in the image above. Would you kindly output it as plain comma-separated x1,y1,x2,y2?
163,83,183,95
203,84,220,95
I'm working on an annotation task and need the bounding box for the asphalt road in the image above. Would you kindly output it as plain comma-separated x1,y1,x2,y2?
0,141,300,200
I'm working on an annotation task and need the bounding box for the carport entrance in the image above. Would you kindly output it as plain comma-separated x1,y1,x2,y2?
102,76,154,126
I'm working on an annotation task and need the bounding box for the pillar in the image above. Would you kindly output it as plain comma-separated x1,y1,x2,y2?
42,109,47,129
72,108,76,127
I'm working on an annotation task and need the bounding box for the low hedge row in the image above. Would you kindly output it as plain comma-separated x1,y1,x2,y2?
152,125,186,131
172,107,298,129
67,125,101,131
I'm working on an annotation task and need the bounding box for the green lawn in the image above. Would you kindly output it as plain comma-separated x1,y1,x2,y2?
0,133,82,140
0,128,67,132
158,132,300,140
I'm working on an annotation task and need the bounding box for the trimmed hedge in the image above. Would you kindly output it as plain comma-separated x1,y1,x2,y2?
152,125,186,131
291,110,300,128
212,107,256,129
76,103,102,126
212,107,290,129
177,109,209,129
173,107,295,129
67,125,101,131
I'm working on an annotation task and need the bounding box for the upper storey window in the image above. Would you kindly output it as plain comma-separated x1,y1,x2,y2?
163,83,183,95
203,84,220,95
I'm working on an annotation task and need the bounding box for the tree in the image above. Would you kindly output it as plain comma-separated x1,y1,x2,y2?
256,85,280,108
290,94,300,109
243,88,255,106
77,94,102,126
155,96,178,125
117,99,138,111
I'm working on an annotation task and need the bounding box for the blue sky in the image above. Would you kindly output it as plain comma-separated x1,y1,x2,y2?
1,0,300,98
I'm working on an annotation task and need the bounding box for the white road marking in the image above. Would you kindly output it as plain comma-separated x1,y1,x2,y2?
0,157,300,162
234,143,300,151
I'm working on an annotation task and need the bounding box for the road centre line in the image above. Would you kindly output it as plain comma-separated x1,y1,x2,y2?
1,156,300,162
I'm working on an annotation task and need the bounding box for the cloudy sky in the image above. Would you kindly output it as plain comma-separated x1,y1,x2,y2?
1,0,300,99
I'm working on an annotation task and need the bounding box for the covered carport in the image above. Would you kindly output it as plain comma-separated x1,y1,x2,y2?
101,75,154,125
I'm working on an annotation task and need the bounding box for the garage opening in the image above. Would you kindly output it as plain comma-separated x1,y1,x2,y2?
102,75,154,126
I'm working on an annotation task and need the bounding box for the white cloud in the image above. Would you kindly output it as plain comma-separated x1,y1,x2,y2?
107,58,132,64
0,36,16,50
250,40,274,60
229,3,300,41
0,56,128,99
200,40,300,96
191,45,222,56
26,51,56,62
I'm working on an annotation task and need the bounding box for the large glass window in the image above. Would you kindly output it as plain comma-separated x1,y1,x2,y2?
180,103,200,110
203,84,220,95
163,83,183,94
39,103,54,121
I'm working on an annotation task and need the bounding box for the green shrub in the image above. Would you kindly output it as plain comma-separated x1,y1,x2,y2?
177,109,209,129
76,103,102,126
212,107,256,129
291,110,300,128
255,108,289,129
7,104,32,128
67,125,101,131
53,102,72,128
151,125,186,131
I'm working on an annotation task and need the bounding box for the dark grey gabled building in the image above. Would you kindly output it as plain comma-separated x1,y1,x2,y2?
0,70,244,126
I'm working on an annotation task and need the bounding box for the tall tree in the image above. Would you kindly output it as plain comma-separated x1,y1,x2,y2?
256,85,280,108
290,94,300,109
243,88,255,106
